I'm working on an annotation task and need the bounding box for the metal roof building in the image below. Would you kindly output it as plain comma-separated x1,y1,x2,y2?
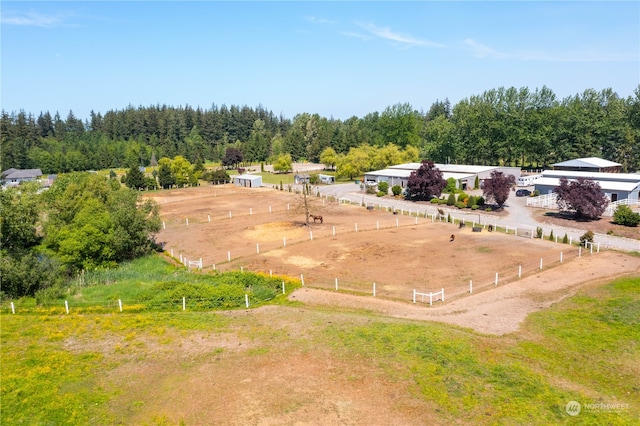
534,170,640,203
552,157,622,173
365,163,520,191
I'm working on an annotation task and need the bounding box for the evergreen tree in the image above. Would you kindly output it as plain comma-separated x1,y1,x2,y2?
125,164,145,190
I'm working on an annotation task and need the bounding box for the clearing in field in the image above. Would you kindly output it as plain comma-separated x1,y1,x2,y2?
149,185,638,331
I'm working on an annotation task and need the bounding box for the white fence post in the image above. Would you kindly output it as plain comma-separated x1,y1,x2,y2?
518,264,522,278
229,211,232,218
186,218,189,226
182,297,186,311
65,300,69,314
118,299,123,312
335,278,338,290
256,243,260,254
376,221,379,230
469,280,472,294
208,215,211,222
413,289,416,303
332,226,336,236
163,221,166,230
300,274,304,286
227,251,231,262
11,301,15,314
396,218,399,228
250,208,253,216
355,223,358,233
495,272,499,286
560,252,563,263
373,282,376,297
282,282,285,294
310,231,313,241
245,294,249,308
441,288,445,302
579,246,582,257
283,237,286,247
540,258,543,270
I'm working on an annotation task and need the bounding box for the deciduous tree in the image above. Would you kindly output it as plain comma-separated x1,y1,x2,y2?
482,170,516,208
405,160,446,200
554,176,609,220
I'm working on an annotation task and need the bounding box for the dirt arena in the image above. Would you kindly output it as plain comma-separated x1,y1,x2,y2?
148,185,610,304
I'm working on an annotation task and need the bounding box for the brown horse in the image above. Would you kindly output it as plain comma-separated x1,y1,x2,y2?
311,215,323,224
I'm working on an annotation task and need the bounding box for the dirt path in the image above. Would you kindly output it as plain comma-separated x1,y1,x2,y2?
290,251,640,335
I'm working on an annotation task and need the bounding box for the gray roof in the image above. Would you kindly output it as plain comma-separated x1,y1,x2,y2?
2,168,43,179
541,170,640,183
552,157,621,168
535,177,640,193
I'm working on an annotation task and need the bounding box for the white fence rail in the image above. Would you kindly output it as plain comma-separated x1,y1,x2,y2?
413,288,444,306
526,193,558,209
604,198,640,217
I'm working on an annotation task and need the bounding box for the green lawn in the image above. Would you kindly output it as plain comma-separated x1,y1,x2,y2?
2,273,637,425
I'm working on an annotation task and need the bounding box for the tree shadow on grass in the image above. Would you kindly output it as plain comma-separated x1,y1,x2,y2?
543,211,605,224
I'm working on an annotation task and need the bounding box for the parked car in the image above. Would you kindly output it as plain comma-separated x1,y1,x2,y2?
516,189,532,197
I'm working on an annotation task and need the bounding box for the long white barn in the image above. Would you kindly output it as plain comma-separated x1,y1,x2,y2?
363,163,521,191
534,170,640,203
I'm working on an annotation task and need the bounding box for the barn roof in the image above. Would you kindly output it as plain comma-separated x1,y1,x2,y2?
535,177,640,192
552,157,621,168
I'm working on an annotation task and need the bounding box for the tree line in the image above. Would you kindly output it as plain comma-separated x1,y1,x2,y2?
0,174,161,299
2,85,639,175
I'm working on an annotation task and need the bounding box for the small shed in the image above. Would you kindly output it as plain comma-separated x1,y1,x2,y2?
233,174,262,188
294,174,310,184
318,174,335,184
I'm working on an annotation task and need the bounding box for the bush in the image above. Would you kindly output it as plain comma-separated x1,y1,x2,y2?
485,207,492,212
455,201,466,209
536,227,543,239
471,205,479,210
391,185,402,196
533,190,540,196
457,192,468,203
430,198,440,204
365,185,377,195
309,173,320,185
613,205,640,227
444,178,457,193
447,193,456,206
562,233,569,244
376,191,386,197
466,195,476,208
580,230,594,244
548,230,554,241
476,196,485,206
377,181,389,194
447,213,452,223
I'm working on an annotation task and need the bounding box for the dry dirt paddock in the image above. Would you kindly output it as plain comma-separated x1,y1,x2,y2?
147,185,638,316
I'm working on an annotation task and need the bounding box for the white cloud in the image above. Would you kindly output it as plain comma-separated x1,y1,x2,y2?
463,38,507,59
305,16,338,26
356,22,444,49
463,38,638,62
1,11,69,28
341,31,370,42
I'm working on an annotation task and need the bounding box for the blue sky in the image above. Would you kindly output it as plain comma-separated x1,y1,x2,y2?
2,1,639,121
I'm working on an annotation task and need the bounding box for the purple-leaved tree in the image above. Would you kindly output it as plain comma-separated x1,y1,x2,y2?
554,177,609,220
482,170,516,208
405,160,447,201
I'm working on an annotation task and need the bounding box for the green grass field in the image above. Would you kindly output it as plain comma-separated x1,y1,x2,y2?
2,261,638,424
